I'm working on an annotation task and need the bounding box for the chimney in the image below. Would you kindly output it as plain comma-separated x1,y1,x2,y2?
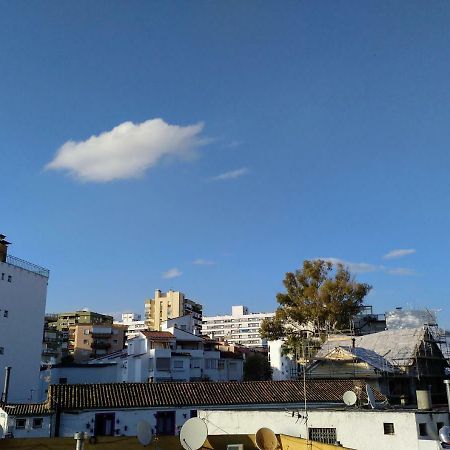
0,235,10,263
1,366,11,403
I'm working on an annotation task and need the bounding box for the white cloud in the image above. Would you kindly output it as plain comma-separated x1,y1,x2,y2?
383,248,416,259
319,257,379,274
193,258,215,266
208,167,249,182
162,268,182,279
319,257,416,276
46,118,206,182
385,267,416,276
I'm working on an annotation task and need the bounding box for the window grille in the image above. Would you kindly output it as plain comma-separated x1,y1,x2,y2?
383,423,395,435
308,428,337,444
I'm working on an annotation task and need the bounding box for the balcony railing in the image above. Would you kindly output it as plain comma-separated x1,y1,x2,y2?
5,254,50,278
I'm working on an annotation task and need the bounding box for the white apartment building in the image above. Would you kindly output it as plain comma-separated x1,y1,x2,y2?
0,235,49,402
202,305,275,348
114,312,148,340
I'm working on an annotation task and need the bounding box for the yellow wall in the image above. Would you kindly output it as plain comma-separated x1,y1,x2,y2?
0,434,353,450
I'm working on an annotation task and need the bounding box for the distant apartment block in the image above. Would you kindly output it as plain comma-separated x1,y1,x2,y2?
0,234,49,402
144,290,202,333
114,312,148,340
48,310,124,362
202,306,275,348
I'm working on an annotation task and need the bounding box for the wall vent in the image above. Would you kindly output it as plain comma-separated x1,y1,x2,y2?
227,445,244,450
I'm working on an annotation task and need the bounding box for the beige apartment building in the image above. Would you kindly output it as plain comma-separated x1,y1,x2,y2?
144,289,202,333
70,323,125,363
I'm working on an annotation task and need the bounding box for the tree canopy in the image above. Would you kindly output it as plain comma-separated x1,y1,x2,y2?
260,259,371,355
243,352,272,381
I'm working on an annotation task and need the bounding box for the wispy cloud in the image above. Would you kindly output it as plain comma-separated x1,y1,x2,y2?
319,257,379,274
208,167,249,182
319,257,416,276
383,248,416,260
193,258,215,266
46,118,207,182
385,267,416,276
162,267,183,279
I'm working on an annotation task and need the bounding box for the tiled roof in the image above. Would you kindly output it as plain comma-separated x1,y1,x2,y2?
141,331,175,340
47,380,385,411
0,403,52,416
316,328,427,367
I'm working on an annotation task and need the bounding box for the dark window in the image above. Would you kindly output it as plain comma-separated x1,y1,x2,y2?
1,273,4,280
419,423,427,436
308,428,337,444
58,377,67,384
156,358,170,370
94,413,115,436
384,423,395,435
190,410,197,418
7,275,11,282
32,418,43,429
156,411,175,435
0,347,4,355
15,419,26,429
3,310,8,318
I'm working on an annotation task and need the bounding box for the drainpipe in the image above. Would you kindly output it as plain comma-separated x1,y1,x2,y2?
1,367,11,403
444,380,450,413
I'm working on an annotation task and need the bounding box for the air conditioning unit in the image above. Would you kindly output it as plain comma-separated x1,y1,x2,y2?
227,445,243,450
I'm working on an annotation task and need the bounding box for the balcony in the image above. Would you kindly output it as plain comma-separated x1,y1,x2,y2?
91,341,111,350
5,254,49,278
90,332,112,339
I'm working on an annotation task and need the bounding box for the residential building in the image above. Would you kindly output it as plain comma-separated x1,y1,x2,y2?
114,312,148,340
0,234,49,402
0,379,385,439
144,289,202,333
41,314,61,364
307,327,448,405
202,305,275,348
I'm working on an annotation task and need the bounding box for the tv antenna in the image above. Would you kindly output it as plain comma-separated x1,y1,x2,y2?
255,427,278,450
137,420,153,446
366,385,376,409
342,390,357,406
179,417,208,450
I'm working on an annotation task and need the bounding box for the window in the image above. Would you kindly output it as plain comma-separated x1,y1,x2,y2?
58,377,68,384
1,273,4,280
418,423,427,436
384,423,395,435
0,347,4,355
7,275,11,282
205,359,218,370
3,310,8,318
15,418,26,429
437,422,445,434
218,360,225,370
32,418,43,429
173,360,184,369
156,358,171,371
84,329,89,335
308,428,337,444
83,340,88,344
94,413,115,436
156,411,175,435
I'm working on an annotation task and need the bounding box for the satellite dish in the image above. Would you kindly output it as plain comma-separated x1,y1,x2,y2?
0,425,4,439
366,385,376,409
439,426,450,444
180,417,208,450
137,420,152,446
255,427,278,450
343,390,357,406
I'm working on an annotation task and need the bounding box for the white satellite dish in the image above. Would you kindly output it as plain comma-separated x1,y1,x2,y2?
343,390,357,406
180,417,208,450
0,424,4,439
137,420,152,446
255,427,278,450
366,385,376,409
439,426,450,444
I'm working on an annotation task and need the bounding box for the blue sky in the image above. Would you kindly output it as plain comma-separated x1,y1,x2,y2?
1,1,450,327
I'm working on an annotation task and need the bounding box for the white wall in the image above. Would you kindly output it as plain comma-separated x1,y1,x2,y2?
0,261,48,402
0,410,51,438
198,409,449,450
269,340,297,381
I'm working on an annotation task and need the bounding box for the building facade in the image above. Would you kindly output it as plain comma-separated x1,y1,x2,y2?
114,313,148,341
0,235,49,402
144,290,202,333
202,305,275,348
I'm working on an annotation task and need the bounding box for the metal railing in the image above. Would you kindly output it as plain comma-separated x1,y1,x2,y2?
5,254,50,278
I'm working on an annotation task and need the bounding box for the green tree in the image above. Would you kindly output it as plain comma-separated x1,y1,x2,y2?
260,259,371,356
243,353,272,381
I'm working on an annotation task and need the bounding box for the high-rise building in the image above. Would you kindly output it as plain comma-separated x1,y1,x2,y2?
0,234,49,402
144,290,202,333
202,305,275,348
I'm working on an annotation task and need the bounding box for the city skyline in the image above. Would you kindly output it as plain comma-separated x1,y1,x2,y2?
2,2,450,327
